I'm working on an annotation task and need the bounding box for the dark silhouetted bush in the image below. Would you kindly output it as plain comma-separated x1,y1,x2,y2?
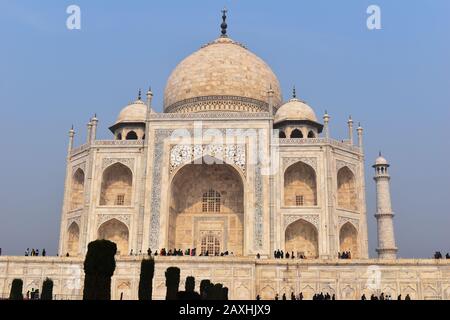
138,258,155,300
9,279,23,300
41,278,53,300
165,267,180,300
83,240,117,300
177,276,200,300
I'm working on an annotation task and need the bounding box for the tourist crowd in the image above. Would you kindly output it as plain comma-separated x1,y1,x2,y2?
127,248,236,257
361,293,412,300
24,248,46,257
273,250,307,259
256,292,335,300
338,251,352,259
434,251,450,259
25,288,40,300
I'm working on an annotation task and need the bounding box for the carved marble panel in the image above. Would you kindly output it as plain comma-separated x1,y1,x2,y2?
336,160,357,175
170,144,246,175
283,157,317,172
102,158,135,171
97,214,131,228
284,214,320,230
338,216,359,229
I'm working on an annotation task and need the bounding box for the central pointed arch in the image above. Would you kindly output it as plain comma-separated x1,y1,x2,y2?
168,161,245,255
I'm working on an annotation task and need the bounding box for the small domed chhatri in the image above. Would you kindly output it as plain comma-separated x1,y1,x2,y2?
274,97,318,123
274,87,323,139
109,90,153,140
115,99,147,124
164,25,282,113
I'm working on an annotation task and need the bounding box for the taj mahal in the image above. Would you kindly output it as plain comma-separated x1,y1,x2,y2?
1,11,449,300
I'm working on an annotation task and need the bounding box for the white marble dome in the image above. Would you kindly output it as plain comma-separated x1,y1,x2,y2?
164,36,283,113
274,98,318,124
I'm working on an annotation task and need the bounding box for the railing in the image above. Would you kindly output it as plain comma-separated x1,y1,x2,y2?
70,144,89,156
279,138,361,153
93,140,144,146
70,137,361,156
70,140,144,156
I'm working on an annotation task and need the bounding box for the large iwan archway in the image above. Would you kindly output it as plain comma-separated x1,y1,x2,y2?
285,219,319,259
168,163,244,255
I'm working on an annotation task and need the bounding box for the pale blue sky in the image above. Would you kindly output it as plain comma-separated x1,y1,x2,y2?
0,0,449,257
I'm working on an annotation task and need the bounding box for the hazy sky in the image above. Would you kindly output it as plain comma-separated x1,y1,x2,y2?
0,0,449,257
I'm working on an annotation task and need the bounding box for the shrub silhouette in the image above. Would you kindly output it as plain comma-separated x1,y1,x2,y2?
165,267,180,300
41,278,53,300
83,240,117,300
138,258,155,300
9,279,23,300
177,276,200,300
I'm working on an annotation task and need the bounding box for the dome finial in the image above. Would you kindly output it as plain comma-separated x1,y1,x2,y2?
379,151,382,157
292,86,297,99
138,88,142,101
221,7,228,37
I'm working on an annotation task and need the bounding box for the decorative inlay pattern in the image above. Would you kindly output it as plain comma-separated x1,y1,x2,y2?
149,112,271,120
283,157,317,171
254,139,263,250
165,95,270,114
284,214,320,230
149,129,174,249
169,144,246,175
102,158,135,171
338,216,359,229
97,214,131,228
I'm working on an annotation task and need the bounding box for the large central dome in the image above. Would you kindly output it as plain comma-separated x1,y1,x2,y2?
164,36,283,113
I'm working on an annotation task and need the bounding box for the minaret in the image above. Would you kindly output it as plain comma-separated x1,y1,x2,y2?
146,87,153,112
86,120,93,144
347,116,354,145
323,111,330,139
373,153,398,259
267,84,274,115
357,123,363,151
68,126,75,155
91,114,98,142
